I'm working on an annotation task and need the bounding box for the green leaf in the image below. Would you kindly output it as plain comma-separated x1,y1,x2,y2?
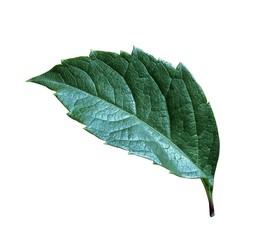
28,48,220,217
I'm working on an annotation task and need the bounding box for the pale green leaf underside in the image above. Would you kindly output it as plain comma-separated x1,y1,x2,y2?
28,48,219,216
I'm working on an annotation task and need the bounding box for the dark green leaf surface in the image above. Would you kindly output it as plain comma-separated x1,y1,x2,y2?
28,48,220,216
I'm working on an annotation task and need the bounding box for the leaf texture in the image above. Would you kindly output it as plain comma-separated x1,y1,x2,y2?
28,48,220,216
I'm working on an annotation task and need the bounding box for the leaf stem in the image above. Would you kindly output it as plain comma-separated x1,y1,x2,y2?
201,178,215,217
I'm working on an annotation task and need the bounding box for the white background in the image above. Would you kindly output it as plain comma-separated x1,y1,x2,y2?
1,0,272,239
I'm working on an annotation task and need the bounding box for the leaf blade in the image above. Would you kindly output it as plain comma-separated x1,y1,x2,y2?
28,48,220,216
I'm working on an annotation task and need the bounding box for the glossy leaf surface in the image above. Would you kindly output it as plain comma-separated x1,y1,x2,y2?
28,48,220,216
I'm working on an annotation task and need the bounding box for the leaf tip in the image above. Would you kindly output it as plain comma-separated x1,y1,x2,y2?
26,76,38,83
